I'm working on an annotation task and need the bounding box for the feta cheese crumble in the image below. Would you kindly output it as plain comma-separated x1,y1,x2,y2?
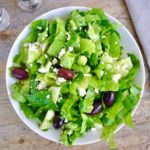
78,88,86,97
38,62,52,73
46,95,50,99
58,48,65,59
68,46,73,51
41,44,46,52
73,26,77,30
56,77,66,85
68,130,73,136
53,68,58,74
95,89,99,94
36,82,47,90
52,58,58,65
112,73,121,83
64,119,69,123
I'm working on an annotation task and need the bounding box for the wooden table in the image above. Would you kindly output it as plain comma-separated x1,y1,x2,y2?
0,0,150,150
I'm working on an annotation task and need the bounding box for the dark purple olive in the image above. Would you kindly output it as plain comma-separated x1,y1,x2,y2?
53,114,65,129
12,67,29,80
90,101,103,115
58,68,74,80
104,91,115,107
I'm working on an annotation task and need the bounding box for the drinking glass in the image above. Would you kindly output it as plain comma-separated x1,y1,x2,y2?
0,7,10,32
17,0,43,11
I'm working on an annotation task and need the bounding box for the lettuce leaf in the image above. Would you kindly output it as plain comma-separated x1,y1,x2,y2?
79,88,95,113
60,51,75,69
11,80,30,103
61,95,78,120
47,18,66,57
80,38,96,56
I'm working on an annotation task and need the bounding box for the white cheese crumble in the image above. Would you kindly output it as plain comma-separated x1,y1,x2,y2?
73,26,77,30
30,64,33,67
36,82,47,90
78,88,86,97
122,64,129,70
56,77,66,84
38,62,52,73
37,26,42,30
114,64,120,71
95,89,99,94
52,58,58,65
68,46,73,51
58,48,65,59
66,32,71,40
41,44,46,52
46,95,50,99
112,74,121,83
28,44,38,52
53,68,58,74
64,119,69,123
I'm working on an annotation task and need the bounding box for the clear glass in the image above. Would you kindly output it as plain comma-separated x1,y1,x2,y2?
0,7,10,32
17,0,43,11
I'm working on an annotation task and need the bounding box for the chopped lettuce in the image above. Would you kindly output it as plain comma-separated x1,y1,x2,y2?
49,86,61,103
40,110,55,130
27,43,42,64
80,38,96,56
79,88,95,113
61,95,78,120
47,18,66,57
31,19,48,33
87,24,99,42
60,51,75,69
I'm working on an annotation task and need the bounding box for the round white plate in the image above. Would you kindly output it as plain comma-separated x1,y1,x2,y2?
6,6,145,145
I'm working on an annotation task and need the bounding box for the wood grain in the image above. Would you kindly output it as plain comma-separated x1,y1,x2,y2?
0,0,150,150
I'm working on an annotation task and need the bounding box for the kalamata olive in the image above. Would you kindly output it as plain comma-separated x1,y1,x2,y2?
90,101,103,115
53,114,65,129
58,68,74,80
12,67,29,80
104,91,115,107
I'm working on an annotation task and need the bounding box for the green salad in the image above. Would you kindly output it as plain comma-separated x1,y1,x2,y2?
10,8,141,147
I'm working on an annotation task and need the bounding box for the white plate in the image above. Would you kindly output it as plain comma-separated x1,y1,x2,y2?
6,6,145,145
